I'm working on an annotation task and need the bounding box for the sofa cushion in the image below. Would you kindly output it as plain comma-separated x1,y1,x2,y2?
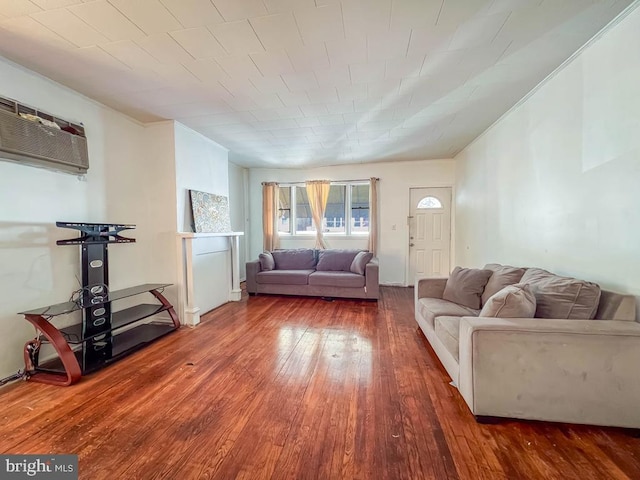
520,268,601,319
256,269,314,285
350,251,373,275
259,251,275,271
272,249,316,270
417,298,479,328
308,271,365,288
434,316,460,361
316,249,361,271
482,264,526,306
480,283,536,318
443,266,493,309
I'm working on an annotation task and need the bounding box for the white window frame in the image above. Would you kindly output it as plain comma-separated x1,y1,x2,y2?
278,181,370,237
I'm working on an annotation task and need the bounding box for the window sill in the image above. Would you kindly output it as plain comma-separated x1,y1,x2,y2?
278,234,369,240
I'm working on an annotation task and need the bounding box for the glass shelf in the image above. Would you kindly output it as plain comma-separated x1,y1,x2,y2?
19,283,171,316
44,303,170,344
35,322,176,375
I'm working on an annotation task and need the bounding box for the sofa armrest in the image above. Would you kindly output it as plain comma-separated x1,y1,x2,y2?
245,260,261,294
414,277,447,308
457,316,640,428
365,257,379,299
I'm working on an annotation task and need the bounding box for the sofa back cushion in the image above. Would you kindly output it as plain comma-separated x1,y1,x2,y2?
520,268,601,319
443,266,493,310
271,249,317,270
480,283,536,318
316,249,361,272
482,263,526,305
350,251,374,275
259,251,275,271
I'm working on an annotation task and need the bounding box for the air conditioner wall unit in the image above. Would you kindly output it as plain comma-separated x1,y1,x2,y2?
0,96,89,174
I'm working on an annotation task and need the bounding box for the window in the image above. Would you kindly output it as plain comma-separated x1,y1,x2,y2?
351,184,369,234
324,185,346,233
279,182,369,236
295,186,314,234
417,196,442,209
277,188,291,233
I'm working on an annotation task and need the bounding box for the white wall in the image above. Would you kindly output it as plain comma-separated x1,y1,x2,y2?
174,122,229,232
455,5,640,305
0,57,176,378
248,160,456,285
174,122,231,313
136,122,180,307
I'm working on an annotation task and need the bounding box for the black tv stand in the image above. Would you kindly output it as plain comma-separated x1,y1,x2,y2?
19,222,179,386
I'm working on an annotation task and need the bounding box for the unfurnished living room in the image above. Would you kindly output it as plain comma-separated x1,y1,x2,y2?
0,0,639,478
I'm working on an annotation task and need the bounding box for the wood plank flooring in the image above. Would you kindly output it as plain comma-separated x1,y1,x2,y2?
1,286,639,479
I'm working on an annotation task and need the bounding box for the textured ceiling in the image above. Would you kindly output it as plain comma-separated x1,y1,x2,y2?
0,0,632,167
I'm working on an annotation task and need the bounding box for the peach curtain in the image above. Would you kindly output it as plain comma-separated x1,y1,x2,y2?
368,177,378,255
306,180,331,249
262,182,280,251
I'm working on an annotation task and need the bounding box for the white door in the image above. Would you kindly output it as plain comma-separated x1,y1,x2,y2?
408,187,451,284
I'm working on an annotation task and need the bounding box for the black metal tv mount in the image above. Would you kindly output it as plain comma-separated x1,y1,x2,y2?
56,221,136,245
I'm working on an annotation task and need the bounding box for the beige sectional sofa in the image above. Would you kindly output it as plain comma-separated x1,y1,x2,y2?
415,263,640,428
246,248,379,300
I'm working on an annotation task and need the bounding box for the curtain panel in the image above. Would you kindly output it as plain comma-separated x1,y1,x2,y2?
305,180,331,249
262,182,280,252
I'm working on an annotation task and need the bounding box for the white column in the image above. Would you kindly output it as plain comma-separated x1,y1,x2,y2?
181,236,201,327
229,235,242,301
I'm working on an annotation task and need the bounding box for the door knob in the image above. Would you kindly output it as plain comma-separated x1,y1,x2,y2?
409,243,415,247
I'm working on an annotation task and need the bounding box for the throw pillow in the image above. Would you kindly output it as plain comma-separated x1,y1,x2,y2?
350,251,374,275
258,251,275,271
479,283,536,318
481,264,527,306
442,266,493,310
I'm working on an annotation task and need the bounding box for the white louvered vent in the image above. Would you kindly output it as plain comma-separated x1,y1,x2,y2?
0,96,88,174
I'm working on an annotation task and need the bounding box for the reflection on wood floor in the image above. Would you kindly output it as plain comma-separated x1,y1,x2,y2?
1,286,639,479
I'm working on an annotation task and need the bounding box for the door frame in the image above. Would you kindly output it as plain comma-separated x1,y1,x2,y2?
405,185,455,286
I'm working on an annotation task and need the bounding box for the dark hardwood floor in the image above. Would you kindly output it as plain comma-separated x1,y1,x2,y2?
1,286,639,479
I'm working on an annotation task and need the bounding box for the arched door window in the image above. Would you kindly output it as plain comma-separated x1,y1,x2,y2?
416,196,442,209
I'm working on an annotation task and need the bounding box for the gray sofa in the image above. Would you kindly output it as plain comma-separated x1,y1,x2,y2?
415,263,640,428
246,248,379,300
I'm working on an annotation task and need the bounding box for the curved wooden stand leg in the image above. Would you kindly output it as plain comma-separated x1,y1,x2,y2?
24,314,82,386
150,290,181,328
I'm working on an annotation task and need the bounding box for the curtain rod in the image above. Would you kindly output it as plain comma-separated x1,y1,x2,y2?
262,178,379,186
